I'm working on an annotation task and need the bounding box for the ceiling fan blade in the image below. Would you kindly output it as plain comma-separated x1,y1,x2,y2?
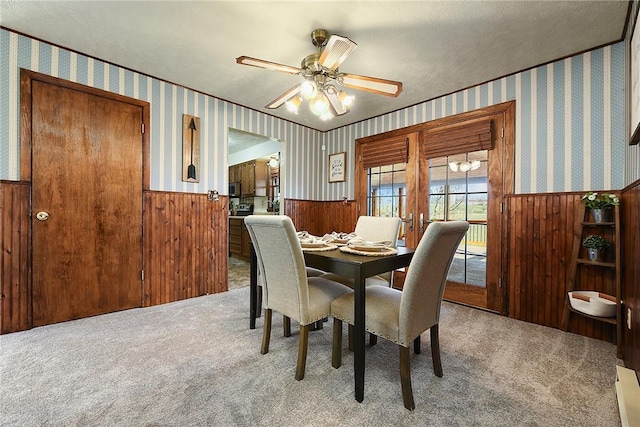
318,34,357,71
236,56,301,75
265,85,301,109
339,73,403,97
325,89,348,116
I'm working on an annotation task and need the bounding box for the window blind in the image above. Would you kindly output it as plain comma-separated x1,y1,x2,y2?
360,136,409,169
422,118,493,158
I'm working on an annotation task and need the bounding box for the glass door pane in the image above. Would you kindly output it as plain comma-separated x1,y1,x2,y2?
428,151,488,287
366,163,407,245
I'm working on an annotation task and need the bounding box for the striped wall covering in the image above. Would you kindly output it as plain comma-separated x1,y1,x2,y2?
0,27,635,201
326,42,629,199
625,0,640,186
0,28,323,200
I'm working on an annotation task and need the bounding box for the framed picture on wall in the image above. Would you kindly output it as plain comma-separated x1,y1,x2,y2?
631,8,640,145
328,151,346,183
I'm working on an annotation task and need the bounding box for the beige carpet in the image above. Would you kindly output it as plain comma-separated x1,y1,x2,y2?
0,285,621,426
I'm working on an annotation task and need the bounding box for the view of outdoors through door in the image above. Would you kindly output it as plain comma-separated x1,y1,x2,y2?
428,150,488,287
366,163,408,246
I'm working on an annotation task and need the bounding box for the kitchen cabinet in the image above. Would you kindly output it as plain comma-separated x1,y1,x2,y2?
237,160,268,196
229,164,242,184
229,217,252,261
229,218,243,258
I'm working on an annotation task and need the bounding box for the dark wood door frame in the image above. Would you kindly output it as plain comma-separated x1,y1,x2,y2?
20,69,151,327
353,101,515,314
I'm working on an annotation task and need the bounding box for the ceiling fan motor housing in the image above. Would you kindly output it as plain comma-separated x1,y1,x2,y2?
310,29,329,47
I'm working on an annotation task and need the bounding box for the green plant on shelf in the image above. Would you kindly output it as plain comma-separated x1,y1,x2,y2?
581,234,610,250
580,191,619,209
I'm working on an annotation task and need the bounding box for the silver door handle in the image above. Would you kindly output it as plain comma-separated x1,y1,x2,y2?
408,213,413,232
419,213,425,233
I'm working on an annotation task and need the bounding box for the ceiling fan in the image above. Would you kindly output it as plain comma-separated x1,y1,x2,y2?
236,29,403,120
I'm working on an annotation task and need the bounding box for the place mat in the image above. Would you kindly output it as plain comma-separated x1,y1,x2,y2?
339,246,398,256
301,244,338,252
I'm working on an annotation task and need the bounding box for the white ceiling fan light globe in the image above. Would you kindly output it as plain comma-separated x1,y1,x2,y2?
471,160,481,170
285,95,301,113
300,81,317,99
448,162,459,172
309,93,330,115
319,111,334,121
338,90,354,107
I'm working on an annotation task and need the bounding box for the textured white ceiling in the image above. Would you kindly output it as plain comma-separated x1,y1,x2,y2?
0,1,629,132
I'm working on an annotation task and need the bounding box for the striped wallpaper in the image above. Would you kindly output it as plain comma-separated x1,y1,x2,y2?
0,27,636,202
0,29,323,201
327,42,629,198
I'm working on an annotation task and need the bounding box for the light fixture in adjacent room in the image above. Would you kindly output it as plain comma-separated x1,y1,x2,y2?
268,156,279,168
449,160,481,172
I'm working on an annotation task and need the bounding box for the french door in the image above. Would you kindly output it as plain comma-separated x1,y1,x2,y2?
355,102,514,313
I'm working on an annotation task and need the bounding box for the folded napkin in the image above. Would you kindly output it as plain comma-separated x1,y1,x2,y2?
297,231,324,244
347,237,393,247
321,231,357,242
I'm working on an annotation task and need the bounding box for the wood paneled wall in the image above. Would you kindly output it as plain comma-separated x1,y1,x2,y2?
1,186,230,333
143,191,228,306
0,181,31,333
3,180,638,369
506,193,615,342
284,198,358,236
621,182,640,371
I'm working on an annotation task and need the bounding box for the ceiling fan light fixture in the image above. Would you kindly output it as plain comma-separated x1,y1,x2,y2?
319,111,334,121
285,95,302,113
338,90,354,107
300,80,316,99
309,93,330,115
268,156,279,168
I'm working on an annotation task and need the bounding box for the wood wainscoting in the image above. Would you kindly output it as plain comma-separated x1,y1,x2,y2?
143,191,228,306
621,181,640,371
506,193,615,343
0,185,230,333
0,181,31,333
284,198,358,236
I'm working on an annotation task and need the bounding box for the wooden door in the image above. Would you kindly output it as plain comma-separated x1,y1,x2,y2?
416,103,514,313
31,80,143,326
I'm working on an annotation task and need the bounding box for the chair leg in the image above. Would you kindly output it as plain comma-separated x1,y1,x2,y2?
430,324,443,377
399,345,415,411
261,309,272,355
295,324,310,381
413,335,421,354
348,324,354,351
283,316,291,337
369,333,378,346
257,286,262,318
332,319,343,369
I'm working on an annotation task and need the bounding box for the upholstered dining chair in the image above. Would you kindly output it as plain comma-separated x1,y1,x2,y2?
244,215,351,381
330,220,469,410
321,215,403,288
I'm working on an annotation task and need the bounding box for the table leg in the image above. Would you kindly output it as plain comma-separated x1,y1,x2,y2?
249,245,258,330
354,270,365,402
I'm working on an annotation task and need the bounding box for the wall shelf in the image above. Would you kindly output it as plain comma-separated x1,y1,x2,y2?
561,203,621,358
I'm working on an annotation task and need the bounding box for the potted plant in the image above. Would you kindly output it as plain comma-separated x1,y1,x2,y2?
581,191,619,222
582,234,610,261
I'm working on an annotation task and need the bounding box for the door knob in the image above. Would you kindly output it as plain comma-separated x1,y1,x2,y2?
36,211,50,221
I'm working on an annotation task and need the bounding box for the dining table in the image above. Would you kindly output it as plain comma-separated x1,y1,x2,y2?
248,243,415,403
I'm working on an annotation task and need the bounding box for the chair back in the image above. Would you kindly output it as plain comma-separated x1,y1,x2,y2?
399,221,469,343
354,216,402,284
354,216,402,246
244,215,310,323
